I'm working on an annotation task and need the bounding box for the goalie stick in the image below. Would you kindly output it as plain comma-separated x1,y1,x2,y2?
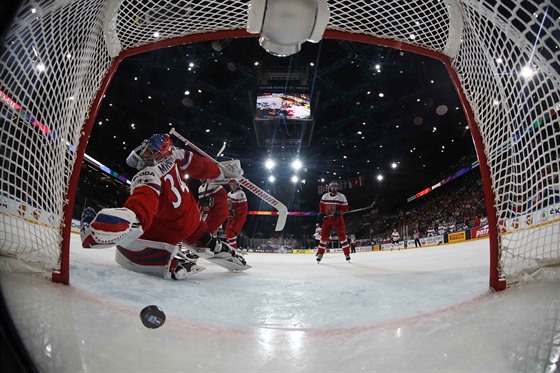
169,128,288,231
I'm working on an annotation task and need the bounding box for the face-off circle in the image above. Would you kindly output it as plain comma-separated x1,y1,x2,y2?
140,305,166,329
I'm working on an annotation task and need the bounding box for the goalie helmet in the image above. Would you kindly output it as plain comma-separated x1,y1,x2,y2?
127,134,174,169
138,134,174,166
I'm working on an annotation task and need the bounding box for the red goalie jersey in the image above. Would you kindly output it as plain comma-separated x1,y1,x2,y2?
124,148,220,245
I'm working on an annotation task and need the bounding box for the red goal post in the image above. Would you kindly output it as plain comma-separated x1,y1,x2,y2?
0,0,558,289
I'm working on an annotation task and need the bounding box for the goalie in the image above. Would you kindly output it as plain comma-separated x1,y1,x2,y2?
80,133,250,280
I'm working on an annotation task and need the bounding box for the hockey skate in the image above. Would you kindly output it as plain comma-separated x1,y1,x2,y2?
179,245,200,263
345,254,351,262
171,258,205,280
316,253,323,263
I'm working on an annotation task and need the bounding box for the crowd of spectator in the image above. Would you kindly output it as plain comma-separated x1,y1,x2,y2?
345,170,487,243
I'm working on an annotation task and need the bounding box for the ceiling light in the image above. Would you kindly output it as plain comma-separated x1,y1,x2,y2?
379,93,384,97
292,159,302,170
391,162,397,169
36,63,46,72
184,90,190,95
265,159,275,169
495,57,503,64
268,175,275,182
153,32,160,38
520,65,534,79
291,175,299,183
377,174,383,181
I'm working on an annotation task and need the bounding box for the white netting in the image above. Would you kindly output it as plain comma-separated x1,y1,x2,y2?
0,0,558,286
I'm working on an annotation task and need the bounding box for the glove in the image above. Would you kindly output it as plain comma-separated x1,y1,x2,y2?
81,207,142,248
334,211,342,218
317,212,324,223
218,159,244,178
199,196,214,207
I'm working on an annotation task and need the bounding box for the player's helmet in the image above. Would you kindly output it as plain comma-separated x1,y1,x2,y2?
138,134,174,166
328,180,339,191
228,179,241,189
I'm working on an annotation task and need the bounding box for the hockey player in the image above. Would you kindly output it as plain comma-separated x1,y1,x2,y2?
80,133,249,280
391,228,401,250
225,179,248,249
313,223,322,255
316,180,351,262
198,179,229,235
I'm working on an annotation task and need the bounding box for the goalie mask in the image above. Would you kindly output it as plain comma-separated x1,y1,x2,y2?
126,134,174,169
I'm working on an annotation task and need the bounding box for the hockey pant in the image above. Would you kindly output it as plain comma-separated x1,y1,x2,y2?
225,217,245,248
317,219,350,256
202,208,229,236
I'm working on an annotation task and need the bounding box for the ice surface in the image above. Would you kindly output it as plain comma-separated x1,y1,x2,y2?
1,235,559,372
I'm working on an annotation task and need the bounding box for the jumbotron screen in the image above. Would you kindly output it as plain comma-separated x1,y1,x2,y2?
255,93,311,120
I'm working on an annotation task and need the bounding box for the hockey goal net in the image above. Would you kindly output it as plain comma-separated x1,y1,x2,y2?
1,0,558,289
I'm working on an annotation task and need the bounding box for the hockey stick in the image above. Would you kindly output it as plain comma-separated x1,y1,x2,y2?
343,198,377,215
216,141,227,158
169,128,288,231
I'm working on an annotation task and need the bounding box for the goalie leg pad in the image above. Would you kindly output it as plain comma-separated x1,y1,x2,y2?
116,239,205,279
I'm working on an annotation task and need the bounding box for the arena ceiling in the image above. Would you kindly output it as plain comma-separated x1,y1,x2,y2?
88,36,475,211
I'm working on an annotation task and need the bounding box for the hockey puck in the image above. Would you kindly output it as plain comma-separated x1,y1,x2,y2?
140,305,166,329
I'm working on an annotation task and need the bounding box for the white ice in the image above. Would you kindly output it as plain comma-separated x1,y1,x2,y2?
1,235,559,373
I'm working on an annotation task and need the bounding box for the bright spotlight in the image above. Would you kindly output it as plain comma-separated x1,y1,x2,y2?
520,65,534,79
292,159,302,170
377,174,383,181
265,159,275,169
291,175,299,183
268,175,275,182
391,162,397,169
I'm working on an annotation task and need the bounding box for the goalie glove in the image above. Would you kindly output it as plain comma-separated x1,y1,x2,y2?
81,207,142,248
211,159,244,183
